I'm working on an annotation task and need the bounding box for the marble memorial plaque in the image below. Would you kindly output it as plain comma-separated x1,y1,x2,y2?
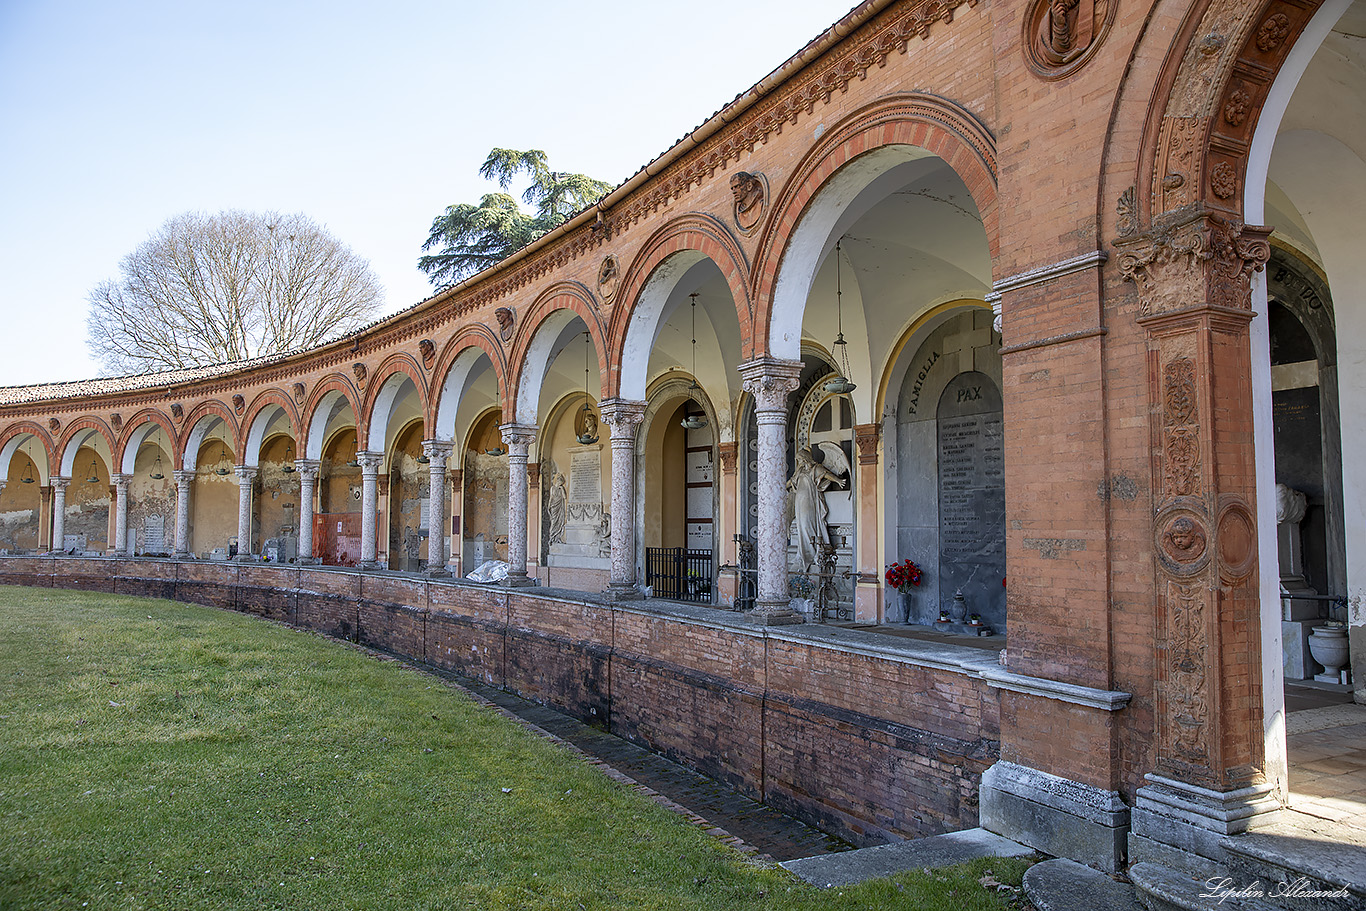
569,448,601,504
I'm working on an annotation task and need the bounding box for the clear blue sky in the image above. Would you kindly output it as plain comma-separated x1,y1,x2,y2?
0,0,856,387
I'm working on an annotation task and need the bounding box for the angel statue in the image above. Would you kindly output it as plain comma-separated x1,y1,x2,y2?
785,441,850,570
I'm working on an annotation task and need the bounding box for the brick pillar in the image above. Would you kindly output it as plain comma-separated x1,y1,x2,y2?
600,399,646,599
422,440,453,575
112,473,131,556
295,460,320,564
716,442,739,606
173,470,194,557
234,467,258,561
1116,209,1279,862
738,358,803,625
853,423,882,621
51,477,69,553
357,452,383,569
500,424,537,586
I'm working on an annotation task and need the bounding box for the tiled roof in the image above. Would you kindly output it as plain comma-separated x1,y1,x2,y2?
0,354,290,407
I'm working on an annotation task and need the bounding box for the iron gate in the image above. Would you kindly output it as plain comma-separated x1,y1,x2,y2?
645,547,713,603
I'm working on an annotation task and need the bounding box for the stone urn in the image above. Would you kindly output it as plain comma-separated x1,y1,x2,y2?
950,589,968,624
1309,625,1350,684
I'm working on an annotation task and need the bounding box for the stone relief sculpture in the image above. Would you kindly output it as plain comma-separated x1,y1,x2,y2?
785,441,849,570
729,171,766,233
1276,482,1307,526
546,469,568,546
495,307,515,343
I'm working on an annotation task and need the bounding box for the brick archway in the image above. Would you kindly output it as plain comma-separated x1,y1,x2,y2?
115,409,179,473
507,283,608,425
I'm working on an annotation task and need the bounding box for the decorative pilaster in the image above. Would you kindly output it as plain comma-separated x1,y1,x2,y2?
234,467,258,561
853,423,882,621
51,477,70,553
422,440,453,575
448,469,463,574
738,357,804,624
295,460,320,564
500,424,538,586
39,484,52,551
716,442,740,605
112,473,131,556
600,399,647,599
1116,207,1279,862
173,470,194,557
357,452,383,569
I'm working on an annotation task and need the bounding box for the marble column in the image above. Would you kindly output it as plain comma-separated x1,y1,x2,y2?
50,477,69,553
422,440,453,575
500,423,537,586
234,466,258,561
738,358,803,624
600,399,646,599
173,469,194,557
295,460,320,564
357,452,383,569
112,473,131,555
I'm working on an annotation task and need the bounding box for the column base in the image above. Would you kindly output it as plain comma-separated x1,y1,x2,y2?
979,760,1130,873
174,551,192,560
750,600,804,625
504,572,538,588
295,557,320,566
357,561,385,571
233,554,258,563
605,581,643,601
1129,773,1281,873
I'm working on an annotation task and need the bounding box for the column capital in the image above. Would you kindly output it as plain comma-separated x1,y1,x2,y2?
738,357,803,412
112,472,132,488
854,422,881,466
356,451,384,475
173,469,196,484
717,441,738,474
294,459,321,481
421,439,454,469
51,476,70,491
234,466,259,485
500,423,537,453
599,399,647,438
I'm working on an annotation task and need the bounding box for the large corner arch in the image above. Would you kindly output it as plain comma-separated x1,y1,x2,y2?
0,422,56,483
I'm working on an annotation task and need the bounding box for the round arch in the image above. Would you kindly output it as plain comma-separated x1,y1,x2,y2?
299,375,361,462
177,401,239,470
0,422,55,485
360,353,429,454
240,390,300,460
508,286,608,426
432,337,506,448
56,419,117,477
116,410,178,474
752,93,999,362
611,214,754,397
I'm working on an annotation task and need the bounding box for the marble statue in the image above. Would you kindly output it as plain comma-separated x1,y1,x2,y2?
786,441,849,570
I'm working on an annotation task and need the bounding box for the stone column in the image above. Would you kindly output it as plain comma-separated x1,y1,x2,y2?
500,423,537,587
600,399,646,599
173,469,194,557
50,477,69,553
112,473,132,556
357,452,383,570
738,358,803,624
1115,208,1280,860
853,423,882,622
234,466,258,561
422,440,453,575
295,460,320,564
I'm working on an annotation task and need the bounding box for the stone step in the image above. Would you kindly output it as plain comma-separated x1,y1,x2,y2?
779,827,1033,887
1021,858,1144,911
1220,815,1366,911
1129,862,1283,911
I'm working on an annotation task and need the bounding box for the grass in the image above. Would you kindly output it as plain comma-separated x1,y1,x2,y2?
0,585,1035,910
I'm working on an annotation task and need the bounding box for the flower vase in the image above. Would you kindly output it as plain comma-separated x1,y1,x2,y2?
901,589,915,625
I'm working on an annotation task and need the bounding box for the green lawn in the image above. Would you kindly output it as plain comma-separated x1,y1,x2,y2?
0,585,1033,910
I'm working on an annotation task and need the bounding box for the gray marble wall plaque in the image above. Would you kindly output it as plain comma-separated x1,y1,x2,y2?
937,371,1005,626
569,448,601,504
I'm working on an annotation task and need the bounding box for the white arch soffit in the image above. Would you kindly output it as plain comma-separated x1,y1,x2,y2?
59,428,104,477
366,373,413,454
517,311,586,425
304,392,351,461
182,416,226,471
120,422,167,474
768,147,940,361
0,435,46,484
1244,0,1352,802
619,251,708,401
435,349,490,443
243,405,289,468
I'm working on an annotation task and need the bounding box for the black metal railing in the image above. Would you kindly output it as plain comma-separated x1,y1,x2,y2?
645,547,713,603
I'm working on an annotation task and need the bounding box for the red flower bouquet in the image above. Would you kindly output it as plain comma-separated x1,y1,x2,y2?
885,559,923,593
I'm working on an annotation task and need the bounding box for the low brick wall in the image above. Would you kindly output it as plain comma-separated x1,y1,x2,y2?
0,555,1002,847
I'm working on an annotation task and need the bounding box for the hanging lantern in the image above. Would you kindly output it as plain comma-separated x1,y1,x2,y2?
86,457,100,484
149,454,165,480
19,454,34,485
281,444,296,473
577,331,599,445
214,444,231,476
822,239,857,395
680,293,709,431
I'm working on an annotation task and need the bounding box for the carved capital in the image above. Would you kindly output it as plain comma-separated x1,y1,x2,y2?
356,452,384,478
421,439,454,470
854,423,881,466
526,462,541,488
51,476,70,492
1115,208,1271,316
293,459,321,482
112,473,132,491
717,442,738,474
599,399,647,442
499,422,537,455
738,357,803,413
234,466,259,485
173,469,196,485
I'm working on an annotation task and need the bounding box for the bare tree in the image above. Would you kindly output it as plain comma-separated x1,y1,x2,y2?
86,210,385,374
